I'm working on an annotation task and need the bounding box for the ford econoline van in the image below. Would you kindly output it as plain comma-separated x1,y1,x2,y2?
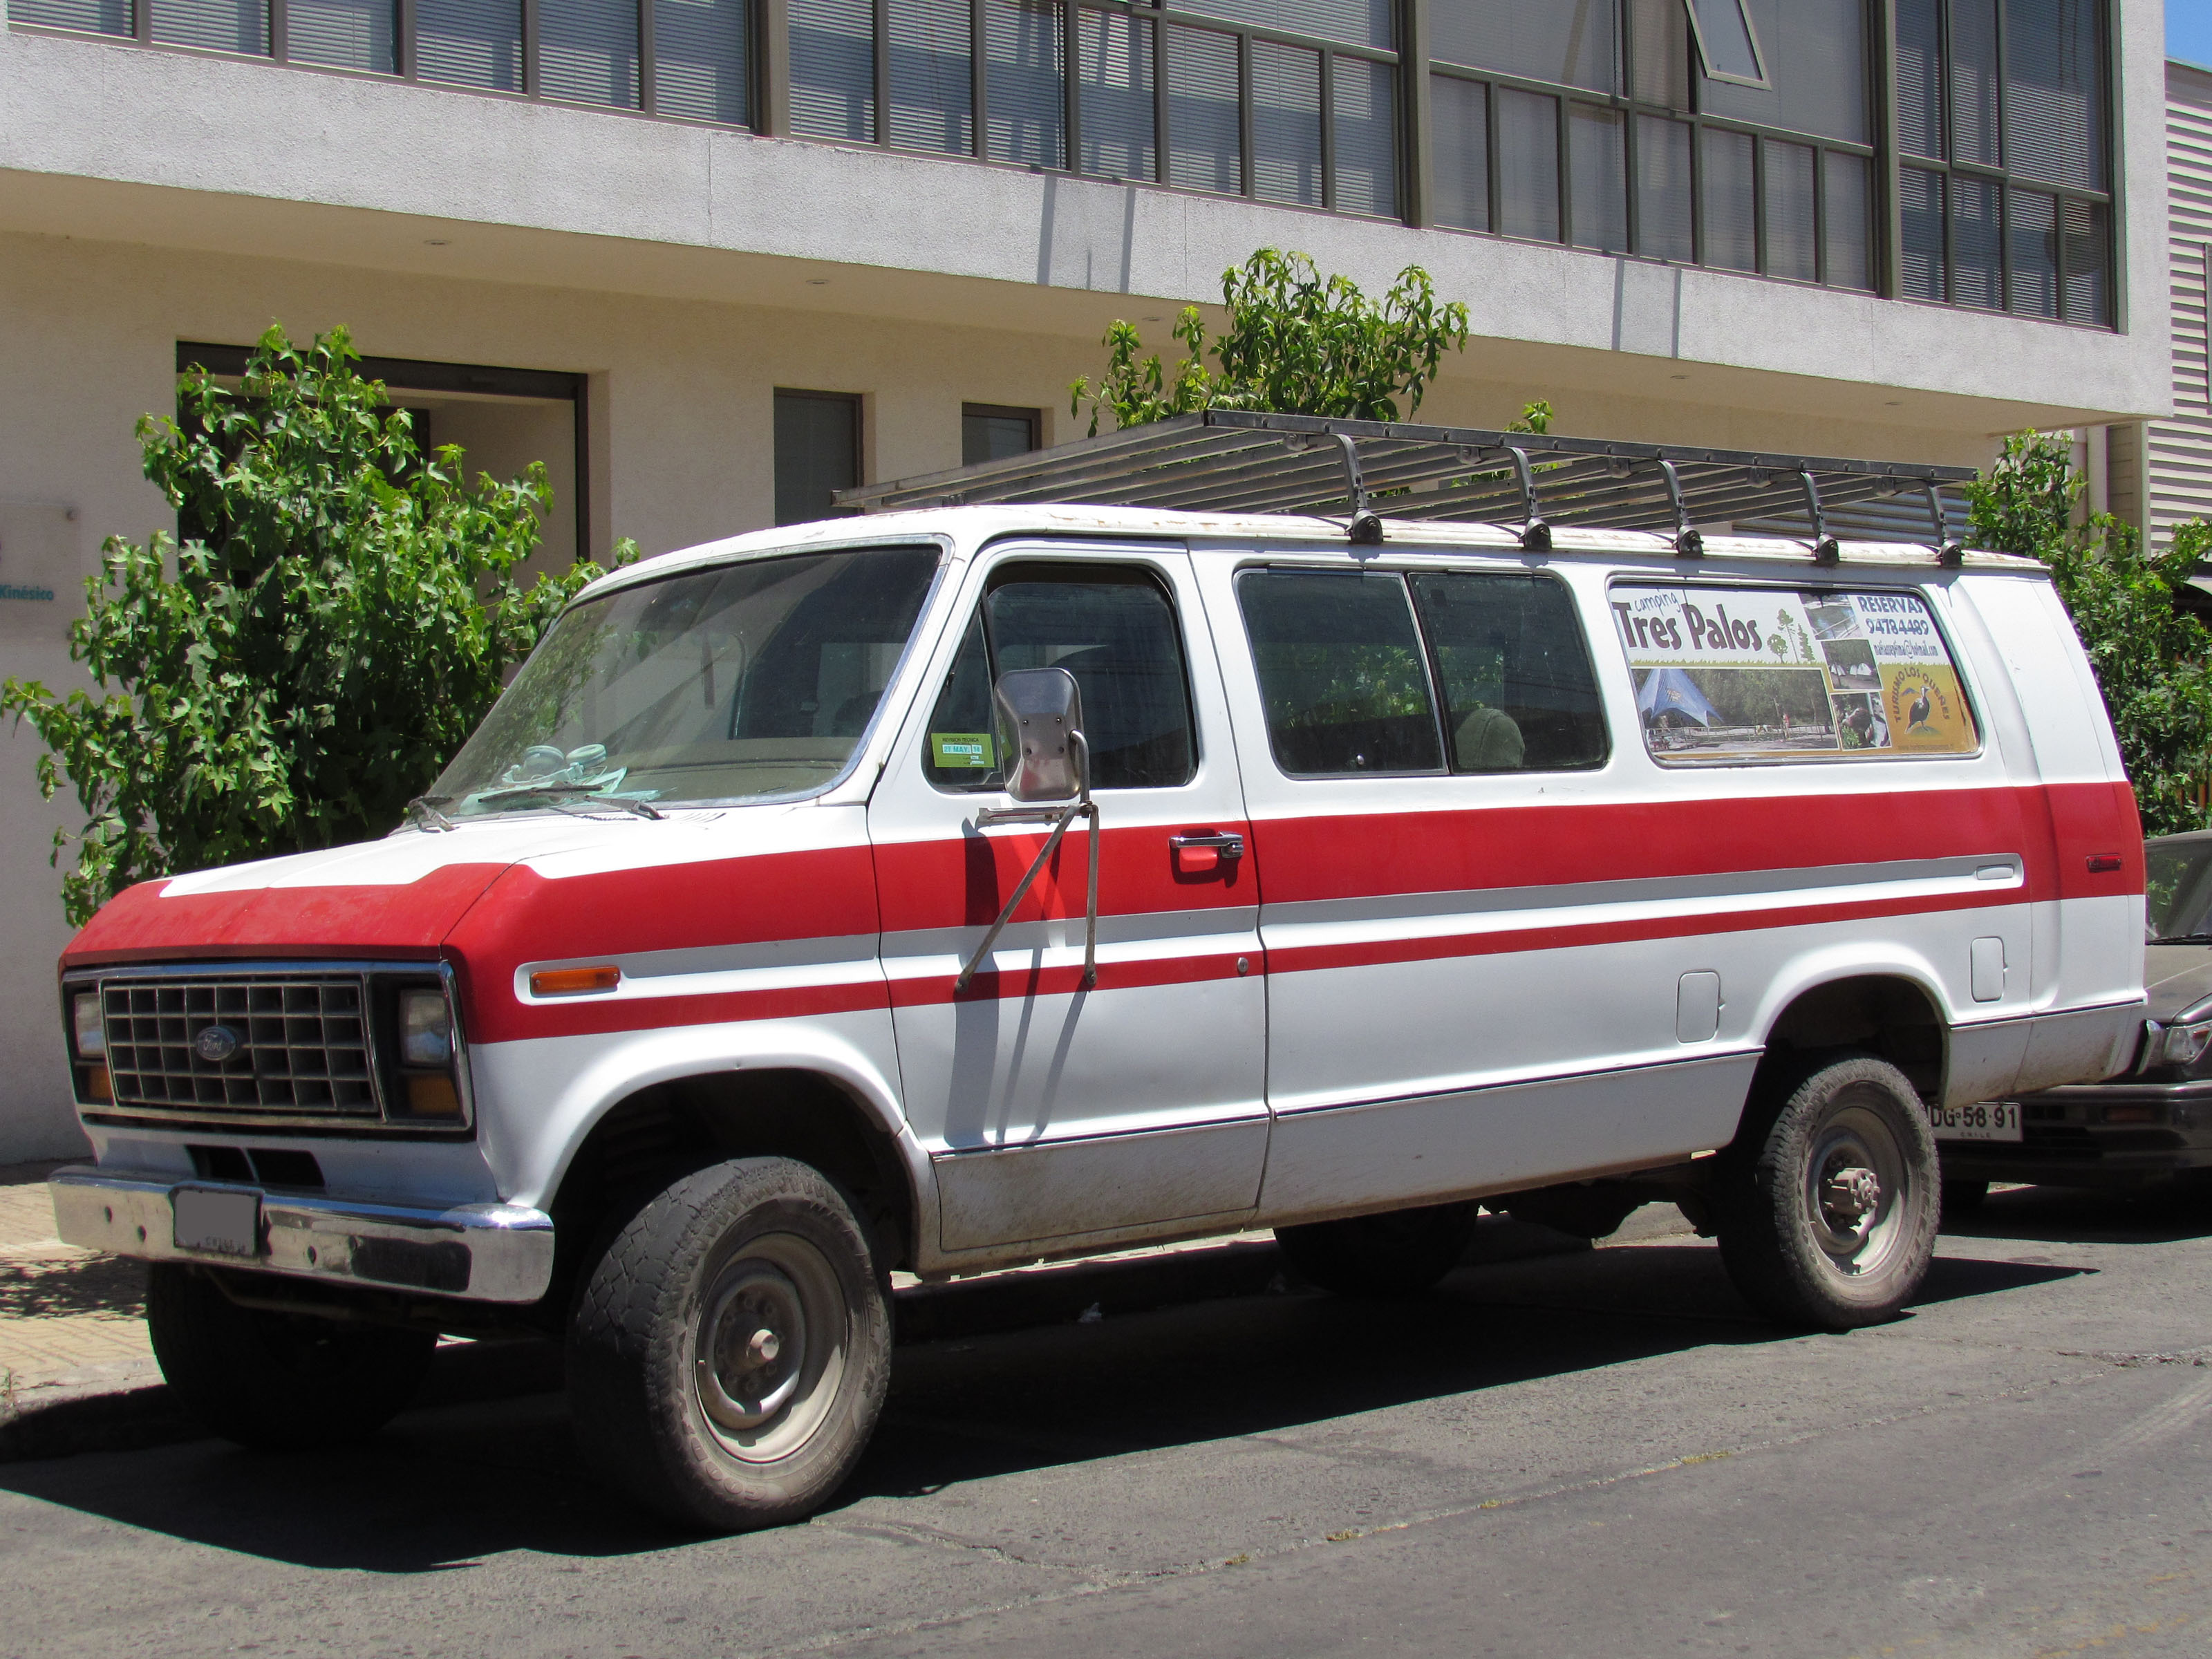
47,422,2147,1530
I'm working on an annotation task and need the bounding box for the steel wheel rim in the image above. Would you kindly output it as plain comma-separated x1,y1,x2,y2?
693,1232,847,1463
1801,1094,1912,1281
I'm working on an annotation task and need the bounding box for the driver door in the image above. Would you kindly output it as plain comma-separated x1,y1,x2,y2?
869,543,1268,1258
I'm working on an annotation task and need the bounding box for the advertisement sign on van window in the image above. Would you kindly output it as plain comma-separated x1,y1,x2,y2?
1609,585,1976,762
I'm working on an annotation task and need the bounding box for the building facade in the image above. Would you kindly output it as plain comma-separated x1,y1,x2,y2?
0,0,2175,1157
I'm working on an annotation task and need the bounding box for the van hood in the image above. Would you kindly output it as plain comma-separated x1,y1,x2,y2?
59,818,608,969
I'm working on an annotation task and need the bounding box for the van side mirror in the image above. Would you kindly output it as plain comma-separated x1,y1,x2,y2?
994,668,1088,804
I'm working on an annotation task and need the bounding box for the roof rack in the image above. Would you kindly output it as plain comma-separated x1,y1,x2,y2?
838,410,1975,563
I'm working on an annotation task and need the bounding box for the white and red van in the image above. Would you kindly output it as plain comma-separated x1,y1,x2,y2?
48,496,2145,1528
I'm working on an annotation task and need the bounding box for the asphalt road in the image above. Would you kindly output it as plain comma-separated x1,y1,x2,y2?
4,1188,2211,1659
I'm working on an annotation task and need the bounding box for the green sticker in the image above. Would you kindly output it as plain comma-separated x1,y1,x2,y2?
930,733,995,769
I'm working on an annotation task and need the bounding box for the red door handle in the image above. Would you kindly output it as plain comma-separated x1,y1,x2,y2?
1171,830,1244,876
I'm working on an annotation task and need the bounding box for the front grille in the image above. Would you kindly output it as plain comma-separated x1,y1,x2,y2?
102,977,379,1120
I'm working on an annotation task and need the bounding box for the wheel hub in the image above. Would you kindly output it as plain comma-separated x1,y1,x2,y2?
1821,1165,1882,1229
696,1263,807,1434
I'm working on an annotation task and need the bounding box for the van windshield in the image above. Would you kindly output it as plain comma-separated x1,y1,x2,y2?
429,545,941,816
2148,840,2212,944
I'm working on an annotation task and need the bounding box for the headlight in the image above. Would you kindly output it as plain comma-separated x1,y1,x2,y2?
71,991,104,1059
2164,1019,2212,1069
399,988,455,1067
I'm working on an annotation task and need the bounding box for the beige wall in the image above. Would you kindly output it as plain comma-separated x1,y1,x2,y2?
0,223,2050,1156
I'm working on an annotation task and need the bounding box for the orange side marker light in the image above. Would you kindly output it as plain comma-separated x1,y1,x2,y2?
530,965,622,997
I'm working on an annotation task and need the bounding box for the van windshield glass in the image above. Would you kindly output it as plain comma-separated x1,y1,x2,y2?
2147,841,2212,943
429,545,940,816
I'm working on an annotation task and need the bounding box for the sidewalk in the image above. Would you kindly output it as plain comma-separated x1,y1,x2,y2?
0,1162,154,1391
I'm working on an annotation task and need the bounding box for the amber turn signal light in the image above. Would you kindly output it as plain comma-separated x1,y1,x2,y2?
530,965,621,997
405,1073,464,1118
82,1063,111,1103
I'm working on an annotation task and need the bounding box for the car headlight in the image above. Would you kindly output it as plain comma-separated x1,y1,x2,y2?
71,991,104,1060
2164,1019,2212,1069
399,988,455,1067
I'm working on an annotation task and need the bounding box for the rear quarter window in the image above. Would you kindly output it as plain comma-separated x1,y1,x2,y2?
1609,583,1977,763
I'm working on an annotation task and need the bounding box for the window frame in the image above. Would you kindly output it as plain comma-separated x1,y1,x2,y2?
961,402,1042,464
774,386,864,527
1235,561,1612,782
1604,575,1987,769
921,555,1203,795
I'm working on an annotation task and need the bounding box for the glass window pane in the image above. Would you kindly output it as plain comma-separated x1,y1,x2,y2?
541,0,640,107
1949,174,2000,309
888,0,973,154
1432,75,1489,233
774,391,860,527
2061,197,2109,325
152,0,267,53
1235,570,1443,777
1496,86,1559,242
1172,0,1389,50
1429,0,1615,93
2007,189,2059,317
1568,104,1625,254
2005,0,2105,190
1700,126,1756,272
1250,39,1322,206
1079,9,1155,181
1894,0,1942,158
1698,0,1866,144
655,0,751,124
1166,25,1242,195
1629,0,1691,109
1331,53,1397,216
417,0,521,88
8,0,131,33
1406,573,1606,773
963,408,1038,463
791,0,876,141
1684,0,1761,83
1900,166,1947,301
1763,138,1815,281
986,0,1065,167
1635,113,1692,261
1822,150,1873,290
973,571,1199,790
288,0,395,71
1949,0,2000,166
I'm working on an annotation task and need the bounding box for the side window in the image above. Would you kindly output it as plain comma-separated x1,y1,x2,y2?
1237,571,1444,776
1406,572,1609,771
1609,582,1979,763
923,563,1198,792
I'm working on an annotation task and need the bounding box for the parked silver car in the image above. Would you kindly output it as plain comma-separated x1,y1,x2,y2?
1942,828,2212,1204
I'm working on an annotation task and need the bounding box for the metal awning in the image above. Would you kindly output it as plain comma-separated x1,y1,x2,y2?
838,410,1976,561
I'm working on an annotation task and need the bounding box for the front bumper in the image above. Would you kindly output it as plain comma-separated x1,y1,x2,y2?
48,1165,556,1304
1938,1080,2212,1188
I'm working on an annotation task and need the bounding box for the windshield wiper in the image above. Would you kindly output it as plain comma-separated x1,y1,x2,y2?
2153,932,2212,945
405,794,456,832
471,780,623,807
550,795,664,821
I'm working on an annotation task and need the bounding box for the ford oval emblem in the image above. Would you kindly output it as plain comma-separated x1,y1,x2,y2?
194,1024,241,1064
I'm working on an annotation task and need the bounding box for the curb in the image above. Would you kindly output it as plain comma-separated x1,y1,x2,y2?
0,1219,1594,1464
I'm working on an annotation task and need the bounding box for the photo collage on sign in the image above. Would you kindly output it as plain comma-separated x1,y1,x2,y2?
1609,584,1977,761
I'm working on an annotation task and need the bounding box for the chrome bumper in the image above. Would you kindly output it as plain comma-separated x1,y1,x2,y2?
48,1165,556,1304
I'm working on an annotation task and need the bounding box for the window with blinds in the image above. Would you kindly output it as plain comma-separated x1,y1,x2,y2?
1893,0,2111,324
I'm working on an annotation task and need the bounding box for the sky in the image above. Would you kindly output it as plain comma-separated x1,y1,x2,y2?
2177,0,2212,71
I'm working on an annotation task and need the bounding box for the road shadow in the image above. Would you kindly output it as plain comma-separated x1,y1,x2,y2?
1940,1179,2212,1246
0,1217,2086,1572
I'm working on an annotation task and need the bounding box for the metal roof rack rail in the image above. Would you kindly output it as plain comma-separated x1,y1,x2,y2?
837,411,1978,560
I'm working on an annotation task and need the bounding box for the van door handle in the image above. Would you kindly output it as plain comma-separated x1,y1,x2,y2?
1170,831,1244,875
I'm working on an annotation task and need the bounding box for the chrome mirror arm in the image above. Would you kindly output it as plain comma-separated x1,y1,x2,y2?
953,733,1100,995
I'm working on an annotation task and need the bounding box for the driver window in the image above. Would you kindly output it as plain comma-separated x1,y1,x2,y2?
924,563,1199,793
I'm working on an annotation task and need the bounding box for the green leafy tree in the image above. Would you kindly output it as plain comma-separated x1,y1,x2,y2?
1966,431,2212,835
1073,250,1546,433
2,325,635,924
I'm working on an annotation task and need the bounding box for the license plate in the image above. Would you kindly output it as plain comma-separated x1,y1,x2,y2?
173,1185,262,1256
1930,1100,2023,1143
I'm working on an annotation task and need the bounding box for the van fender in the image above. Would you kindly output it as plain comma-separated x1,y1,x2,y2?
1738,941,1958,1102
468,1015,937,1235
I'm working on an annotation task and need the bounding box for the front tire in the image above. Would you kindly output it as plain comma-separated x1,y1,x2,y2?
147,1264,435,1450
1274,1201,1480,1298
565,1157,892,1532
1715,1056,1938,1330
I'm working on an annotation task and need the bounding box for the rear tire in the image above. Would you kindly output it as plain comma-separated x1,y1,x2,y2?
147,1264,434,1450
1274,1202,1480,1298
565,1156,892,1532
1714,1055,1938,1330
